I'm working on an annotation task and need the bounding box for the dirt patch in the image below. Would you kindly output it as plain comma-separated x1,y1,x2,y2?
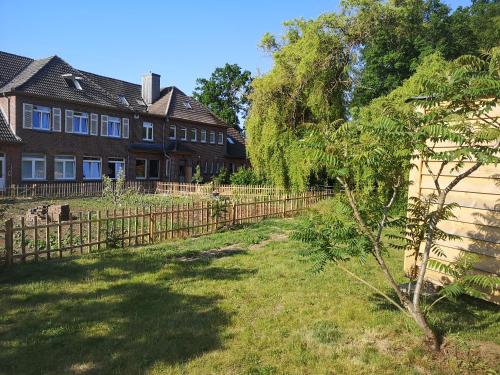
249,232,290,250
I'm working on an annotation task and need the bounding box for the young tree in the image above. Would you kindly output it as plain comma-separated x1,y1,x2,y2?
192,165,203,184
295,50,500,351
193,64,252,129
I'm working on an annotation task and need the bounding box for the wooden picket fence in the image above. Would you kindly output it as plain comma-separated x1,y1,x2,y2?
0,191,332,266
0,181,332,199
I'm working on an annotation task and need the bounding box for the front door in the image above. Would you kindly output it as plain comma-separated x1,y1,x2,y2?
0,153,5,191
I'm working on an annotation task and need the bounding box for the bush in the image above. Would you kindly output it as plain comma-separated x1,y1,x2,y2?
212,168,230,184
229,167,263,185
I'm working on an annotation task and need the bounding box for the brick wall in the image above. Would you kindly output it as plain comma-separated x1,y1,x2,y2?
0,94,245,184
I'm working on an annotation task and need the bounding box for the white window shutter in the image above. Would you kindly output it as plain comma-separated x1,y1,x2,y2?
101,115,108,136
122,118,129,139
65,110,73,133
52,108,61,132
23,103,33,129
90,113,98,135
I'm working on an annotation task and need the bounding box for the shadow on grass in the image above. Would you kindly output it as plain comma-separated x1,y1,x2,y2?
368,291,500,337
0,244,251,374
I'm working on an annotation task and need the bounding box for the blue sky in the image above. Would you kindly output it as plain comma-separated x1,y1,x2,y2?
1,0,471,95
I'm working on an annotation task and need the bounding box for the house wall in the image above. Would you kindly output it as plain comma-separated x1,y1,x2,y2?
3,94,244,184
404,107,500,303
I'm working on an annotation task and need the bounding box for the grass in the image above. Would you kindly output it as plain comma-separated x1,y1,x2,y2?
0,216,498,374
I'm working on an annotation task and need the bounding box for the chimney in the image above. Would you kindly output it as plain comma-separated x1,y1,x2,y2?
142,72,160,105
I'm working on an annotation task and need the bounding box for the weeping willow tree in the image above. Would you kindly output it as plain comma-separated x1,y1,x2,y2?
246,4,382,190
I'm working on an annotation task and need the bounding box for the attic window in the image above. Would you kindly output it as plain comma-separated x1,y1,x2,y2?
183,101,192,109
62,74,83,90
227,137,235,145
118,96,129,106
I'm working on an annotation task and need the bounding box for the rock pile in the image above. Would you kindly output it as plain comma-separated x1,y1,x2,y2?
25,204,70,224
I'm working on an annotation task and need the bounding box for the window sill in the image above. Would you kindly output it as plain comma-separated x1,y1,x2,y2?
55,178,76,181
29,128,51,132
142,138,154,142
22,179,47,182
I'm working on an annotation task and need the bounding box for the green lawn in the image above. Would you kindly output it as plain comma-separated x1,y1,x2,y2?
0,217,498,375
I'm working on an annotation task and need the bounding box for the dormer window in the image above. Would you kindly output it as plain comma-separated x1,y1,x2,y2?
183,101,192,109
118,96,129,106
62,74,83,90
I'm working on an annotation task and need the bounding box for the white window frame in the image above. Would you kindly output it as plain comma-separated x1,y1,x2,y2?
201,129,207,143
135,158,147,180
209,130,216,144
21,154,46,181
107,116,121,138
82,157,102,180
143,122,154,141
72,111,89,135
169,125,176,140
54,155,76,181
190,128,197,142
32,105,51,131
108,157,125,179
218,131,224,145
180,127,187,141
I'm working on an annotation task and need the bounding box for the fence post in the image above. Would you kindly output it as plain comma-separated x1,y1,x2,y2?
231,202,236,227
5,218,14,266
282,195,287,218
149,206,156,243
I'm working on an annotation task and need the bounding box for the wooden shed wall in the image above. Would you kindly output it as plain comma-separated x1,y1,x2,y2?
404,111,500,303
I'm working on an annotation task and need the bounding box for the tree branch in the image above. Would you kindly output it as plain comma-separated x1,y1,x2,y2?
336,263,411,317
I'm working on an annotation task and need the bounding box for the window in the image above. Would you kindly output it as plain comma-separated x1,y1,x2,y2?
72,112,88,134
209,130,216,144
149,159,160,179
210,161,214,174
204,160,208,173
227,136,235,145
108,158,125,179
190,128,197,142
62,74,83,90
83,157,101,180
201,129,207,143
180,127,187,141
169,125,176,140
54,156,75,180
118,96,129,106
107,116,121,138
142,122,154,141
33,105,51,130
218,131,224,145
183,101,192,109
135,159,146,179
22,154,46,180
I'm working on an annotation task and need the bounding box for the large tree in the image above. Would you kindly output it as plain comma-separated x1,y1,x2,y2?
351,0,500,108
193,63,252,129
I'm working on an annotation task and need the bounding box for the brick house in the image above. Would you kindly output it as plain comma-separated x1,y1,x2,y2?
0,51,247,190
